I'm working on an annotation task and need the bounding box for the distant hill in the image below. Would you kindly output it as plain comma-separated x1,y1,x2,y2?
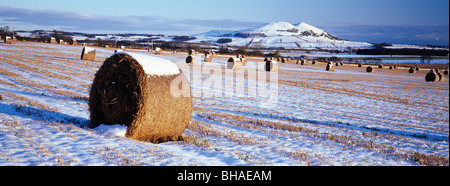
13,22,447,52
190,21,373,49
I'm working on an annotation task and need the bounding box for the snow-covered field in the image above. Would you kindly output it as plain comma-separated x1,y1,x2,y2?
0,41,448,166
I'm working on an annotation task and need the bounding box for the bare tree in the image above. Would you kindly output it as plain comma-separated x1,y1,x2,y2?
0,26,10,38
52,30,65,41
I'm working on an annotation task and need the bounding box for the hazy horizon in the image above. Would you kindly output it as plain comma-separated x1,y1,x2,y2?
1,0,448,46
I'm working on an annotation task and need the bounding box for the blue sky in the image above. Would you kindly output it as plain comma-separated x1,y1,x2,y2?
1,0,449,45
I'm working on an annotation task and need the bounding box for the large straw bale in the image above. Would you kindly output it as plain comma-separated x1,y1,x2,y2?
186,55,197,64
326,63,334,72
48,37,57,44
4,36,12,44
81,47,96,61
227,57,243,70
70,39,77,45
366,66,374,73
154,47,163,55
188,49,196,56
425,69,439,82
89,52,193,143
204,54,212,62
264,60,279,72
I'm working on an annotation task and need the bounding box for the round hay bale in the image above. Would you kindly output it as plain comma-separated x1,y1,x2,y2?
69,39,77,45
265,60,279,72
4,36,12,44
444,68,448,76
204,54,212,62
227,57,243,70
204,51,215,58
281,58,286,63
438,73,445,82
188,49,196,56
81,47,96,61
301,60,308,66
205,51,213,56
389,66,394,70
186,55,197,64
378,64,383,69
235,54,246,66
326,64,334,72
358,63,362,67
425,70,439,82
415,66,420,71
409,67,416,74
48,37,57,44
366,66,374,73
154,47,163,55
312,60,316,65
89,52,193,143
340,62,344,66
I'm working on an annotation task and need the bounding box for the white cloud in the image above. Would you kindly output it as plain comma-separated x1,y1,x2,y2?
0,5,263,35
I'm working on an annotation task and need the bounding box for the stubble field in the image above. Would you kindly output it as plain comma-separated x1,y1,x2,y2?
0,41,448,166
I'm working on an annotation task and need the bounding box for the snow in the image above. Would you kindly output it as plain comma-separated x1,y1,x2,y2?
15,31,34,38
190,21,372,49
71,35,89,41
241,22,298,36
296,22,326,34
115,51,181,76
93,124,127,137
83,47,95,53
0,42,448,166
385,44,449,51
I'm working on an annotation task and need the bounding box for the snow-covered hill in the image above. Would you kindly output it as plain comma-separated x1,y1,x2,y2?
191,22,372,49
